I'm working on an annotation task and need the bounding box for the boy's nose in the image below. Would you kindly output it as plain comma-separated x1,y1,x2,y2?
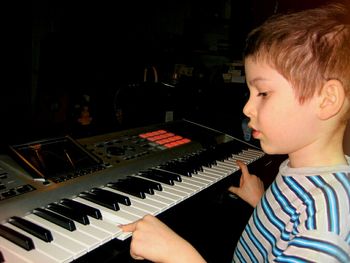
243,98,254,118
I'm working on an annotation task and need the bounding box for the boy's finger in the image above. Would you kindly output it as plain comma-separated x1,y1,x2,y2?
237,160,250,177
228,185,240,195
120,222,136,232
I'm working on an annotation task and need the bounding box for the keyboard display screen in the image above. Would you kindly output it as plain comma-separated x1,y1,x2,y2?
9,136,103,182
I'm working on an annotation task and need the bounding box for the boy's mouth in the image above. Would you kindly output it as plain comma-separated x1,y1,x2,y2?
251,128,261,139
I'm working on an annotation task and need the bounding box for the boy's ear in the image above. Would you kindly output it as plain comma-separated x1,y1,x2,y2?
317,79,345,120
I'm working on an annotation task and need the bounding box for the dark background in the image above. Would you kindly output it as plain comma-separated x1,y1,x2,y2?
3,0,329,149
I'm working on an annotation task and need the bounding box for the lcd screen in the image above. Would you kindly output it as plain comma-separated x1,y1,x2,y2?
10,136,103,182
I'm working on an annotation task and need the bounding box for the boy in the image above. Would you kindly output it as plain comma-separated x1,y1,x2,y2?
121,2,350,262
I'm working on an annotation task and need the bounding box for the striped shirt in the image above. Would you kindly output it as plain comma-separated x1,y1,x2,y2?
233,157,350,262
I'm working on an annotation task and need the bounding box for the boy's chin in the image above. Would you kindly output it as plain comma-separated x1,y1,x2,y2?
260,142,282,155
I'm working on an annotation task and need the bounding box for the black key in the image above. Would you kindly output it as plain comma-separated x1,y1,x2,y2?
9,216,53,242
127,176,162,191
118,179,155,195
90,188,131,206
33,208,76,231
0,224,35,251
150,168,182,182
47,203,90,225
159,160,195,176
79,191,120,211
138,170,174,185
107,182,146,199
60,199,102,219
128,178,154,195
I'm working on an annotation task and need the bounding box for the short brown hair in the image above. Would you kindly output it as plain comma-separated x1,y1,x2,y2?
244,2,350,106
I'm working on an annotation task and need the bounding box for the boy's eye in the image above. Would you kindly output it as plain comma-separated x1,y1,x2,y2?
257,92,268,97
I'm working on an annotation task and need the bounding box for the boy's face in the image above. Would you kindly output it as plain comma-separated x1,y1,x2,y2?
243,58,320,155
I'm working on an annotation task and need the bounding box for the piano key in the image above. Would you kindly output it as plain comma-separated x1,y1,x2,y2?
144,193,174,206
174,181,201,192
35,207,111,244
117,179,155,195
107,182,146,199
24,214,87,259
153,189,181,202
119,203,148,218
0,224,34,251
3,223,74,262
0,236,57,263
47,203,90,225
164,182,194,195
78,191,120,211
150,168,182,182
60,198,102,219
186,174,213,185
108,186,168,211
224,158,245,167
91,188,131,206
240,150,260,159
138,171,174,185
208,165,232,175
200,168,225,179
87,217,122,238
179,176,207,188
192,172,218,184
102,187,161,214
9,216,53,243
230,155,250,164
126,175,163,191
160,185,189,199
73,197,140,225
128,178,177,200
216,160,238,170
25,214,100,251
33,208,76,232
73,220,112,243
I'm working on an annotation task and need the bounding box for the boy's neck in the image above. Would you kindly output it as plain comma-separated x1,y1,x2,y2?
288,128,347,168
288,152,347,168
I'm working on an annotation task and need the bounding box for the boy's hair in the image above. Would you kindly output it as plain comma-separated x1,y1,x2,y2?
244,2,350,108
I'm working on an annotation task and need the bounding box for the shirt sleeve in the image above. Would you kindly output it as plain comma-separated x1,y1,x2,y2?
275,230,350,263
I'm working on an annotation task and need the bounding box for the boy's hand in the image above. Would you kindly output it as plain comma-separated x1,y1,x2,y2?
228,161,264,207
121,214,206,263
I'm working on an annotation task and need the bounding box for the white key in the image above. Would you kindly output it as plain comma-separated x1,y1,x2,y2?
161,182,194,195
209,166,231,175
25,214,100,251
194,172,219,182
216,160,239,170
88,217,122,239
161,185,189,199
185,175,211,185
201,168,225,179
145,193,173,206
0,236,58,263
74,221,112,243
119,203,148,218
175,181,201,192
24,214,87,259
153,189,181,202
191,173,215,183
180,177,207,188
4,223,74,263
215,162,237,172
